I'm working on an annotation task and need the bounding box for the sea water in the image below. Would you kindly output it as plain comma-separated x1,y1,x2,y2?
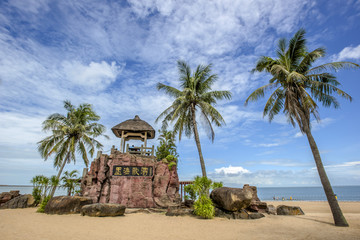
1,185,360,201
0,186,67,196
257,186,360,201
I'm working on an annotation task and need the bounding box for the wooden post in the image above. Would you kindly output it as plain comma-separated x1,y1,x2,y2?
126,143,129,153
151,145,154,157
144,132,147,147
120,131,124,153
181,183,183,201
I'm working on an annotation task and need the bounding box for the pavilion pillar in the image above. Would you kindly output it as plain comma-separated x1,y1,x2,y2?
144,132,148,147
120,131,125,153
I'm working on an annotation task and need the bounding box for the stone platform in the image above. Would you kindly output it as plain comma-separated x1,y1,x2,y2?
81,149,180,208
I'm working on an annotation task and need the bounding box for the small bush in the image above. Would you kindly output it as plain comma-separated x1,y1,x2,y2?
37,196,51,213
194,195,215,219
184,184,196,201
32,187,42,206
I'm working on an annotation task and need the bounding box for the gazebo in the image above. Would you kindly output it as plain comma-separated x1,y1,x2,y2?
111,115,156,156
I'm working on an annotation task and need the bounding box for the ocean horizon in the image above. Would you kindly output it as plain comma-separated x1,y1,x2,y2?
1,185,359,201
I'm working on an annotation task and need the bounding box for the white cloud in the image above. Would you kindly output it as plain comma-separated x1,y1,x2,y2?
62,61,122,90
337,44,360,61
322,161,360,168
215,165,251,175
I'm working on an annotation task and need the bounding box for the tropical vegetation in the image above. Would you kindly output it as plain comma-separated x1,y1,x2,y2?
61,170,81,196
245,28,359,227
184,176,223,219
155,129,178,160
156,60,232,177
30,175,59,211
37,100,107,198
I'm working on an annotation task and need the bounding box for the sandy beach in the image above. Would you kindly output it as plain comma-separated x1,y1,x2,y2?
1,201,359,240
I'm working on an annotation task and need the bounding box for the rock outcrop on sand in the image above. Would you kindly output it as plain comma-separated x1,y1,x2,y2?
44,196,93,214
0,191,20,206
210,187,253,212
277,205,305,215
210,185,268,219
81,203,126,217
81,150,180,208
0,194,35,209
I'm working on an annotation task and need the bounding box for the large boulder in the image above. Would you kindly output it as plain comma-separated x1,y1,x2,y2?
44,196,93,214
0,194,35,209
210,187,253,212
277,205,304,215
0,191,20,205
81,203,125,217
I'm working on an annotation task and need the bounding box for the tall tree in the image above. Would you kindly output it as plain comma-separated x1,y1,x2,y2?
156,60,232,177
246,29,359,227
38,100,107,197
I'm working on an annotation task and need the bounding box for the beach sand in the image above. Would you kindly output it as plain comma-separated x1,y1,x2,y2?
1,201,359,240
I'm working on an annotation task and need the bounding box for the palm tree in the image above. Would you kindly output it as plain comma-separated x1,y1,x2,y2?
156,60,232,177
61,170,80,196
37,100,107,197
245,29,359,227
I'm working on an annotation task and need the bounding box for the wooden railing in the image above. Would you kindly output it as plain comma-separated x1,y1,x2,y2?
126,144,155,157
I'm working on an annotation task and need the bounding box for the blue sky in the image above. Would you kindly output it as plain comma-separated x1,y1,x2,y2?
0,0,359,187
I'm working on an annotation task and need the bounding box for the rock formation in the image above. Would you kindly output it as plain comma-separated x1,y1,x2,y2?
211,185,268,219
0,194,35,209
81,149,180,208
277,205,305,215
81,203,126,217
44,196,93,214
210,186,253,211
0,191,20,206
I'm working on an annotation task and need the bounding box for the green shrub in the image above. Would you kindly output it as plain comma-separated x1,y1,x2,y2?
184,184,196,201
184,176,223,218
194,195,215,219
37,195,51,213
162,154,178,170
32,187,42,206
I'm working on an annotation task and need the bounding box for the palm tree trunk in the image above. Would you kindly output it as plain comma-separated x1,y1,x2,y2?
303,124,349,227
191,104,207,178
49,156,68,198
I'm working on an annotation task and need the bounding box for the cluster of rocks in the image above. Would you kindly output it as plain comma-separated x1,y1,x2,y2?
0,191,35,209
210,185,304,219
81,150,181,208
166,184,304,219
44,196,126,217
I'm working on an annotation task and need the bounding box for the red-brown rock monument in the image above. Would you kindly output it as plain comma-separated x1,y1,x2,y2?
81,116,180,208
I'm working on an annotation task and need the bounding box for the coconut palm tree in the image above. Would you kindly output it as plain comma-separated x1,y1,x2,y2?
156,60,232,177
61,170,80,196
245,29,359,227
38,100,107,197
